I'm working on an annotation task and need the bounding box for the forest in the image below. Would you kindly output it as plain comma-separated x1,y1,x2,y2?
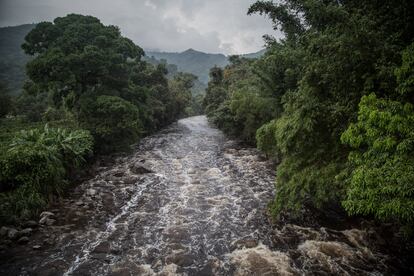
0,14,201,223
0,0,414,274
203,0,414,235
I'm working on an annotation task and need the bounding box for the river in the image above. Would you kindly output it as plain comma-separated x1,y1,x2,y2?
0,116,403,275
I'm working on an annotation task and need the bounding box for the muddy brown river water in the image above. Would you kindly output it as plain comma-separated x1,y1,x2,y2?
0,116,408,275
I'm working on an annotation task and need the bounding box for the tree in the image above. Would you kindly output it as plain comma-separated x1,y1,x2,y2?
79,95,141,153
22,14,144,108
0,82,12,118
341,43,414,232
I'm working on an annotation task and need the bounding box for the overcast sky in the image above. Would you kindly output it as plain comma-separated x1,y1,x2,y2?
0,0,281,55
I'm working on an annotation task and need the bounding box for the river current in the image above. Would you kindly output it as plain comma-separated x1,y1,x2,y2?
0,116,403,275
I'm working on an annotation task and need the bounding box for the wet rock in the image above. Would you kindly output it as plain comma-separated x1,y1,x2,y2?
92,253,111,263
24,220,38,228
123,176,139,184
40,217,56,226
0,226,9,237
129,163,153,174
87,188,97,196
7,228,19,240
232,238,258,250
17,236,29,244
75,201,84,206
113,171,125,177
93,241,111,254
39,211,56,225
40,211,54,218
19,228,33,236
166,252,195,267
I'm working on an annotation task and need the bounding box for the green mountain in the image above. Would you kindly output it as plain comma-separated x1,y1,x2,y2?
147,49,229,84
241,49,267,59
146,48,266,84
0,24,35,95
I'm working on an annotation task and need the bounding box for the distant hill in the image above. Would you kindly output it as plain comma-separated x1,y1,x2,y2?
240,49,267,59
143,54,207,96
0,24,35,95
0,23,266,95
147,49,229,84
146,48,266,84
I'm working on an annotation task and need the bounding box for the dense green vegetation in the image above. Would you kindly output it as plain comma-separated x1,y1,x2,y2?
204,0,414,232
0,14,197,224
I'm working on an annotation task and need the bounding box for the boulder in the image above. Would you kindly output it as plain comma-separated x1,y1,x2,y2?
87,188,97,196
129,163,153,175
19,228,33,236
39,216,56,226
17,236,29,244
92,241,111,254
40,211,55,218
0,226,9,237
24,220,38,228
7,228,19,240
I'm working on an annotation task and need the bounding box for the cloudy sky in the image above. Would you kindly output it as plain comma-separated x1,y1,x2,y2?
0,0,281,55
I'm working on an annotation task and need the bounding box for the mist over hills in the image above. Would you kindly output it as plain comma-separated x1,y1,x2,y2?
147,49,228,84
0,24,265,95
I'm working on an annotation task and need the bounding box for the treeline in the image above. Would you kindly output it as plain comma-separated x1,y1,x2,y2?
0,14,197,223
204,0,414,234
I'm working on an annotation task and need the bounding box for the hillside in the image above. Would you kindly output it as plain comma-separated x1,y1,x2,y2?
147,48,229,84
0,24,35,95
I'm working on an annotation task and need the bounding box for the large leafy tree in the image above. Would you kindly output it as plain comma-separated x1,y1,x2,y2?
22,14,144,108
341,43,414,230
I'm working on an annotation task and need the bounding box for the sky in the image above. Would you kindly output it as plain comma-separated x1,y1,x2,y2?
0,0,282,55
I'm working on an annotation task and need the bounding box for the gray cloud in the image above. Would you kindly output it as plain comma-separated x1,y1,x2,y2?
0,0,282,54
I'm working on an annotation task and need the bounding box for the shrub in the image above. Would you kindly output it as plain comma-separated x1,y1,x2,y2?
0,125,93,223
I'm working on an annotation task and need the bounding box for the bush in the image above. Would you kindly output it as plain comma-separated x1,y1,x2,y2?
0,125,93,223
79,95,141,153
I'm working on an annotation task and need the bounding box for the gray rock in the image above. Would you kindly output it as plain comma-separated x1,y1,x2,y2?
19,228,33,236
87,188,97,196
166,253,195,267
0,226,9,237
40,211,54,218
33,245,41,250
129,163,153,174
92,253,111,263
93,241,110,254
17,236,29,244
45,218,56,226
7,228,19,240
40,216,56,226
24,220,38,228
